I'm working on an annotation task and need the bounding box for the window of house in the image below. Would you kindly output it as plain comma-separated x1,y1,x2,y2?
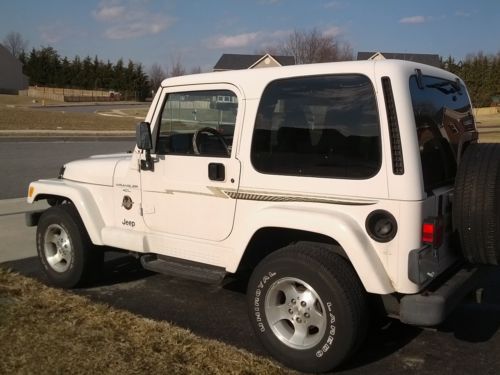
251,74,381,178
155,90,237,157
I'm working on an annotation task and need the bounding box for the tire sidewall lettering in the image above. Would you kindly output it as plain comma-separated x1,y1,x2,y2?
252,267,337,359
316,301,336,358
253,271,277,333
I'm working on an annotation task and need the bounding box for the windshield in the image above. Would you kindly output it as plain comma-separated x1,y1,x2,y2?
409,74,474,193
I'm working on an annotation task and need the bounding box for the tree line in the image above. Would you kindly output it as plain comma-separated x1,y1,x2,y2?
18,46,150,101
442,53,500,107
3,30,499,106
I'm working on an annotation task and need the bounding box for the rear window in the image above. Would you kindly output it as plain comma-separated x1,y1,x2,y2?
251,74,381,179
409,75,474,192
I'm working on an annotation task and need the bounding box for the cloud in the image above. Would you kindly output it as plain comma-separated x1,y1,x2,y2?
207,29,292,50
322,26,342,38
93,0,173,39
93,4,126,21
455,10,471,17
39,23,85,44
258,0,281,4
324,1,343,10
399,15,427,24
206,26,344,50
209,32,261,49
39,25,64,44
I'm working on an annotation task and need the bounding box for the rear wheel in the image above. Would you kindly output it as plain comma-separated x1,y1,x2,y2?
247,243,367,373
454,143,500,265
37,204,103,288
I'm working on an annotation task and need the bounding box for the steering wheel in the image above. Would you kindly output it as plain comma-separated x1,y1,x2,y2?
192,127,229,156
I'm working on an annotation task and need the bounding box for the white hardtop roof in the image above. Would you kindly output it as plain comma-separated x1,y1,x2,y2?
161,60,458,99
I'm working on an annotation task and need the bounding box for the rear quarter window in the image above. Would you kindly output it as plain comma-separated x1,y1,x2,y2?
409,75,474,192
251,74,381,179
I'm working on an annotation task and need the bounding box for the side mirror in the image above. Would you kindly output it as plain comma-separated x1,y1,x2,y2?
135,122,154,171
136,122,152,150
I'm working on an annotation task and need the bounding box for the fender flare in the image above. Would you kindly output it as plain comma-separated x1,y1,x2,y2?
236,205,395,294
28,179,105,245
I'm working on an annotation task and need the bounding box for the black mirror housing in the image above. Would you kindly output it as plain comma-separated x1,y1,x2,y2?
136,122,154,171
136,122,152,150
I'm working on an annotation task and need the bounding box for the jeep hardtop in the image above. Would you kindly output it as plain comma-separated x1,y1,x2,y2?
27,60,500,372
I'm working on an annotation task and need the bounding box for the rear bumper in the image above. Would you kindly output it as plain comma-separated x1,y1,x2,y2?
400,265,485,326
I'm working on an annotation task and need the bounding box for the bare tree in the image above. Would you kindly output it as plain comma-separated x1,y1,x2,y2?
190,66,202,74
148,63,167,91
266,28,353,64
2,31,28,58
168,54,186,77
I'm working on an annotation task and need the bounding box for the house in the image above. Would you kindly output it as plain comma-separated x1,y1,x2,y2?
0,44,29,94
213,53,295,71
357,51,441,68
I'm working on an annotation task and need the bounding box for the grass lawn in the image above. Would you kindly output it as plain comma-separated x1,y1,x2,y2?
0,94,138,132
0,106,137,131
0,268,291,374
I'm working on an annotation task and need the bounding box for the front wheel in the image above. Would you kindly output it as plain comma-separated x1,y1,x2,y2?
36,204,103,288
247,243,367,373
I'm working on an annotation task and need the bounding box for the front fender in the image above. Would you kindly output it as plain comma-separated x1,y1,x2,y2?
28,179,105,245
238,205,395,294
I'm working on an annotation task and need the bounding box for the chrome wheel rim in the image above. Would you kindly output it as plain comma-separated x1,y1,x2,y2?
43,224,72,273
265,277,327,350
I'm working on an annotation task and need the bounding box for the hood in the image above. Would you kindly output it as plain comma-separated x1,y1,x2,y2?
62,153,131,186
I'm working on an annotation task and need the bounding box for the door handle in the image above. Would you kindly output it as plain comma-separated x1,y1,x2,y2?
208,163,225,181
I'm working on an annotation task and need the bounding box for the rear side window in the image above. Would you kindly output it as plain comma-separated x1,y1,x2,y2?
409,75,474,192
251,74,381,179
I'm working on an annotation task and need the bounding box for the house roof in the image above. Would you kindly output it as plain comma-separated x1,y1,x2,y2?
0,44,21,65
357,51,441,68
213,53,295,71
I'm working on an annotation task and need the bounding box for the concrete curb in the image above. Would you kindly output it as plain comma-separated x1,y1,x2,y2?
0,198,48,216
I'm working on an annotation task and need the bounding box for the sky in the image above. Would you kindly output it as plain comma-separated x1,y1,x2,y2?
0,0,499,73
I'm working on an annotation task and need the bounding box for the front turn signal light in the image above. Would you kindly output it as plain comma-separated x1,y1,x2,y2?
28,186,35,198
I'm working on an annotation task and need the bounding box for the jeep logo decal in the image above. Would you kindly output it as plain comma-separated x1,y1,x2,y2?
122,195,133,210
122,219,136,227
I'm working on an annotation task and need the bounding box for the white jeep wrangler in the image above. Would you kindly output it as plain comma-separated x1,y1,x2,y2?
27,60,499,373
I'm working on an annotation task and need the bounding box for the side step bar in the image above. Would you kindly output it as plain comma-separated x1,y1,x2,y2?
140,254,226,284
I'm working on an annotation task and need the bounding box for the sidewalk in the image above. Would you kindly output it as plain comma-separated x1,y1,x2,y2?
0,198,48,263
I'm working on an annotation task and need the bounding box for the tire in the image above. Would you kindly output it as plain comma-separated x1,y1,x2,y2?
247,243,367,373
36,204,104,288
454,143,500,265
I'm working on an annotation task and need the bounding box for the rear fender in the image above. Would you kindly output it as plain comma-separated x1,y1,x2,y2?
238,205,395,294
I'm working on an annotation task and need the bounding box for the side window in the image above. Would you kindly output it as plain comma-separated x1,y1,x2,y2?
251,74,381,178
155,90,237,157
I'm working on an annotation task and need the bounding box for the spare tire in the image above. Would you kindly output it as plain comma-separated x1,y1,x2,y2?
453,143,500,265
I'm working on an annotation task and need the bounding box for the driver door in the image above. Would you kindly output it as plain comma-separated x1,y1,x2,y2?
140,84,243,242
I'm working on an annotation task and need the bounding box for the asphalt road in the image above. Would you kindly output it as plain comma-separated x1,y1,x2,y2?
0,138,135,199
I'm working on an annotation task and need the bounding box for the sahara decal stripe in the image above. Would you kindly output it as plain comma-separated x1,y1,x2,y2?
222,189,377,206
160,186,377,206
